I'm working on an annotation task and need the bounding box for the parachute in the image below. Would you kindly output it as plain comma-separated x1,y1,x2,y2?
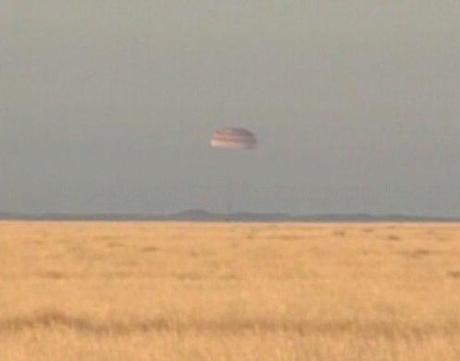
210,128,257,150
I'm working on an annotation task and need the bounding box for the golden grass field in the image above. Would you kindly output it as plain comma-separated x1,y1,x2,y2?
1,222,460,360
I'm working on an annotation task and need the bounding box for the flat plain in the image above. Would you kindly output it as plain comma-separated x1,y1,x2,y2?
1,222,460,360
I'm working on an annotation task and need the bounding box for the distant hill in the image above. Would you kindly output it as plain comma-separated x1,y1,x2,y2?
0,210,459,222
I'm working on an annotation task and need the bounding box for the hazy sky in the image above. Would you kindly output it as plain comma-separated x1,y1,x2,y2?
2,1,460,215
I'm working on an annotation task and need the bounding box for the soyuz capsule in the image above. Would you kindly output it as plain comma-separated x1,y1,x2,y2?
211,128,258,150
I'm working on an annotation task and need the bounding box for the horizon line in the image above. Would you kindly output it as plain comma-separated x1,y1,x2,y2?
0,210,459,223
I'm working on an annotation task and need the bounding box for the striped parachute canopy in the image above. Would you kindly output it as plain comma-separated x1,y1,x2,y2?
211,128,257,150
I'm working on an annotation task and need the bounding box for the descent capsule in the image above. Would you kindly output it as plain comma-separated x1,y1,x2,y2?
210,128,257,150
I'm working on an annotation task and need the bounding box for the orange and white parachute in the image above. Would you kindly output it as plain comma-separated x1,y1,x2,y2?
210,128,257,150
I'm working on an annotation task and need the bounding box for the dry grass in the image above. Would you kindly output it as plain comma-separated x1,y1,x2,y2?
1,222,460,360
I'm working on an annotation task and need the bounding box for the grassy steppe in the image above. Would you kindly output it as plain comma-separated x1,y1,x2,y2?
1,222,459,360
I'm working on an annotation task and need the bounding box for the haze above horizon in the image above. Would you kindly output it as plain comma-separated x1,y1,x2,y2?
1,1,460,216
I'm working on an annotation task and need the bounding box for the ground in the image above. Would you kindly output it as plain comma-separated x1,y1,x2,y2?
1,222,459,360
